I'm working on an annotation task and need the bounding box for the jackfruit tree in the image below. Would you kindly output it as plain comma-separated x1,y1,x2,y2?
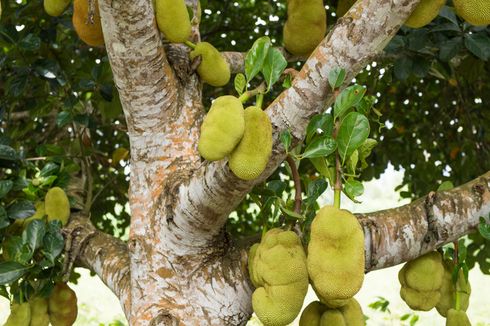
0,0,489,325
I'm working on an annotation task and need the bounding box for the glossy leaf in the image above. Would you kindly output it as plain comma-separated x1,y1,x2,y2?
306,113,333,143
0,262,31,285
280,129,292,152
245,36,271,81
234,73,246,95
22,220,46,251
328,67,346,90
337,112,370,164
0,180,13,198
261,47,287,91
334,85,366,120
302,136,337,159
7,200,35,220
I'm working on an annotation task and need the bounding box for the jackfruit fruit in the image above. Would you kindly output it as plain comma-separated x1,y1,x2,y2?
436,260,471,317
398,251,444,311
299,301,327,326
453,0,490,26
307,206,365,308
72,0,104,47
23,201,45,227
48,283,78,326
4,302,31,326
248,243,260,288
155,0,191,43
336,0,356,17
190,42,231,87
283,0,326,56
29,297,50,326
198,96,244,161
404,0,446,28
45,187,70,226
229,106,272,181
446,309,471,326
44,0,71,17
250,228,309,326
320,298,365,326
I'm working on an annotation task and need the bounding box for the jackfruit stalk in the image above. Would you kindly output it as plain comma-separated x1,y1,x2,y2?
404,0,446,28
436,259,471,317
155,0,192,42
190,42,231,87
4,302,31,326
453,0,490,26
29,297,50,326
198,96,244,161
283,0,326,56
44,0,71,17
72,0,104,46
446,309,471,326
48,283,78,326
45,187,70,226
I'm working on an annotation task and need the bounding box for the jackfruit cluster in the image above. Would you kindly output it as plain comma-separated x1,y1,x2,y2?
404,0,446,28
299,299,364,326
48,283,78,326
248,228,309,326
45,187,71,226
446,308,471,326
336,0,357,17
436,259,471,317
190,42,231,87
453,0,490,26
398,251,444,311
72,0,104,46
44,0,71,17
155,0,192,43
283,0,326,56
229,106,272,181
307,206,365,308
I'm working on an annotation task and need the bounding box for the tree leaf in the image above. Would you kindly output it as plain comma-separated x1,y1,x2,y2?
358,138,377,169
478,217,490,240
337,112,370,164
279,206,303,221
0,207,9,229
344,179,364,200
0,262,31,285
280,129,292,152
328,67,346,90
334,85,366,120
42,232,64,265
306,179,328,207
3,236,33,264
439,36,463,62
437,181,454,191
261,47,287,91
56,111,72,127
306,113,333,143
302,137,337,159
347,149,359,174
0,145,17,161
0,180,13,198
245,36,271,81
309,157,335,186
22,220,46,251
234,73,246,95
18,34,41,51
464,33,490,61
7,200,35,220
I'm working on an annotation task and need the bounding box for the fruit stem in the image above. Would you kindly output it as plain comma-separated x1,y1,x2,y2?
184,40,196,49
286,155,302,214
256,93,264,109
455,291,461,311
238,83,266,104
333,120,342,209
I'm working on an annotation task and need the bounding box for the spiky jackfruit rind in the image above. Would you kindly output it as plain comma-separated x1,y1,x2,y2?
155,0,192,42
453,0,490,26
248,243,260,288
45,187,70,226
190,42,231,87
283,0,326,56
251,228,309,326
48,283,78,326
398,251,444,311
4,302,31,326
44,0,71,17
307,206,365,305
72,0,104,46
299,301,327,326
436,260,471,317
29,297,50,326
319,298,365,326
198,96,244,161
229,106,272,181
446,309,471,326
336,0,357,17
404,0,446,28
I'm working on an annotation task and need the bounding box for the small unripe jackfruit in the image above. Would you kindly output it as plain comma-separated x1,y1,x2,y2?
198,96,245,161
283,0,326,56
155,0,192,42
454,0,490,26
29,297,50,326
320,298,365,326
190,42,231,87
336,0,356,17
307,206,365,307
398,251,444,311
436,260,471,317
45,187,70,226
72,0,104,46
229,106,272,181
299,301,327,326
250,229,309,326
446,309,471,326
404,0,446,28
44,0,71,17
48,283,78,326
4,302,31,326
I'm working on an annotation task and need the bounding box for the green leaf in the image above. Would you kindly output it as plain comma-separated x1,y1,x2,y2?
439,37,463,62
306,179,328,207
282,73,292,88
0,180,13,198
344,179,364,200
309,157,335,185
302,137,337,159
358,138,377,169
7,200,35,220
279,206,303,221
355,95,376,116
347,150,359,175
56,111,73,127
464,33,490,61
245,36,271,82
328,67,346,90
458,238,467,262
22,220,46,251
334,85,366,120
280,129,292,152
0,145,17,161
478,217,490,240
42,232,64,265
18,34,41,51
0,262,31,285
234,73,246,95
3,236,33,264
261,48,287,91
437,181,454,191
337,112,370,164
39,162,59,177
266,180,287,196
306,113,334,143
394,56,413,80
0,207,9,229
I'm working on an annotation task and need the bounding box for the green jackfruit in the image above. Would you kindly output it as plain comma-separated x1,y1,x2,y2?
248,243,260,288
404,0,446,28
299,301,327,326
283,0,326,56
398,251,444,311
29,297,50,326
320,298,365,326
454,0,490,26
45,187,70,226
250,229,309,326
229,106,272,181
48,283,78,326
436,260,471,317
44,0,71,17
190,42,231,87
155,0,191,43
307,206,365,308
4,302,31,326
336,0,356,17
446,309,471,326
198,96,245,161
72,0,104,46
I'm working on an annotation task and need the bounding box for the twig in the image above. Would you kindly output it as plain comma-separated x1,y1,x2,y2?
286,156,302,214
